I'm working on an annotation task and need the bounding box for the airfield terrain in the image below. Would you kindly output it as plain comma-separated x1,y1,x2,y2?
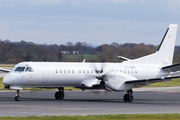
1,66,180,116
1,90,180,116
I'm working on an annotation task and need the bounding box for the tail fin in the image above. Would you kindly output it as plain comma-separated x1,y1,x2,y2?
124,24,178,67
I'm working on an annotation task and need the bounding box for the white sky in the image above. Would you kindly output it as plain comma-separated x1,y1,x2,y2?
0,0,180,45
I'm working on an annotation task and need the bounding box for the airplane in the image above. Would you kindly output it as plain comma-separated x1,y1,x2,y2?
1,24,180,102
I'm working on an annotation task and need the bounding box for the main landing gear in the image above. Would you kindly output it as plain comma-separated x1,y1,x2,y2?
123,89,133,102
15,90,21,101
55,87,65,100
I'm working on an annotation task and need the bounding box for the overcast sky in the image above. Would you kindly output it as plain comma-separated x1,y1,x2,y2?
0,0,180,45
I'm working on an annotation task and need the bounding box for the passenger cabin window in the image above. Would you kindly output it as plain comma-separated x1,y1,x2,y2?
25,67,33,72
15,67,25,72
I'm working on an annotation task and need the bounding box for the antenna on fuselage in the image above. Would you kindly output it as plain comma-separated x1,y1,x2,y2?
82,59,86,63
117,56,131,61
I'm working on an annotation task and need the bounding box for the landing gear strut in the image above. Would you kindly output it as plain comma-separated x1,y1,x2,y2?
15,90,21,101
123,89,133,102
55,87,65,100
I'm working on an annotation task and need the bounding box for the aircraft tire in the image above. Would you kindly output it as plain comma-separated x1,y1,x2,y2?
55,91,60,100
15,96,18,101
123,94,129,102
59,92,65,100
15,96,21,101
128,94,133,102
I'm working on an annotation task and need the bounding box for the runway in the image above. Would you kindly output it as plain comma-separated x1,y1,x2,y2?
1,90,180,116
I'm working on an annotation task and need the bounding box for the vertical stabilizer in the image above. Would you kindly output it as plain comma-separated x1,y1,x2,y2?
124,24,178,67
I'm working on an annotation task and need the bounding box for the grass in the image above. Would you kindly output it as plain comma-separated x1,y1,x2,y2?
1,114,180,120
66,54,97,60
0,64,15,67
0,78,4,90
148,78,180,87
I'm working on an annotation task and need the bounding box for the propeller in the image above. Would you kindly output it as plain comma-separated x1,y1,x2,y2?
81,62,112,91
88,63,108,86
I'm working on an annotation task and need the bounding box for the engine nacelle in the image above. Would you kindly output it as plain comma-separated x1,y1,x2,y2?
80,78,99,87
103,72,137,91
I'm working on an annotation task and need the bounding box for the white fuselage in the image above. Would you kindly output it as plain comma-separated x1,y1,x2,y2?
3,62,169,91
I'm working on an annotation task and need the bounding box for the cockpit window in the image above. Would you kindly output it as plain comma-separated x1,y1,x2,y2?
14,67,25,72
25,67,33,72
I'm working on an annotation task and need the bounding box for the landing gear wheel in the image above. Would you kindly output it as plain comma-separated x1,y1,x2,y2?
15,96,18,101
123,89,134,102
59,92,65,100
55,87,65,100
55,91,60,100
15,90,21,101
123,94,129,102
15,96,21,101
128,94,133,102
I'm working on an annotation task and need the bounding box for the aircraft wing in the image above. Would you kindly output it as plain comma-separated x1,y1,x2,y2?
162,63,180,72
0,68,11,73
125,75,180,85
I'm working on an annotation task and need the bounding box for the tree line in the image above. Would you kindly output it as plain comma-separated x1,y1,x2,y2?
0,39,180,64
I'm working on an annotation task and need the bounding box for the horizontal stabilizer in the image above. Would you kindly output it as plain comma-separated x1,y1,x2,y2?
162,63,180,72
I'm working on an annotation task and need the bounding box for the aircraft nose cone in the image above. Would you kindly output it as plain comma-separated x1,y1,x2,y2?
3,74,13,86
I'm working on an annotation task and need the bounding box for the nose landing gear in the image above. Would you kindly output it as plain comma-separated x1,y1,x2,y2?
55,87,65,100
123,89,133,102
15,90,21,101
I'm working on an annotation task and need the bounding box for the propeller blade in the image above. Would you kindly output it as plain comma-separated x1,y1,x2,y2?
96,74,105,80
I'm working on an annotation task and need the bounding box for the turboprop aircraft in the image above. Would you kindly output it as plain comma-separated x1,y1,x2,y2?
1,24,180,102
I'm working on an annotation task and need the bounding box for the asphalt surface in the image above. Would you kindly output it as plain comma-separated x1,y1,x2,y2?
1,90,180,116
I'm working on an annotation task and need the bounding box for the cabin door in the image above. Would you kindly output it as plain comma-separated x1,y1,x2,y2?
41,64,49,83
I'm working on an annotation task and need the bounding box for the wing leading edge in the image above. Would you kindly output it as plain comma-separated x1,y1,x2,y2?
0,68,10,73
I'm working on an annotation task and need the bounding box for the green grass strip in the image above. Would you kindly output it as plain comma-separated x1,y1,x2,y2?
0,78,4,90
1,114,180,120
0,65,14,67
66,54,97,60
147,78,180,87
